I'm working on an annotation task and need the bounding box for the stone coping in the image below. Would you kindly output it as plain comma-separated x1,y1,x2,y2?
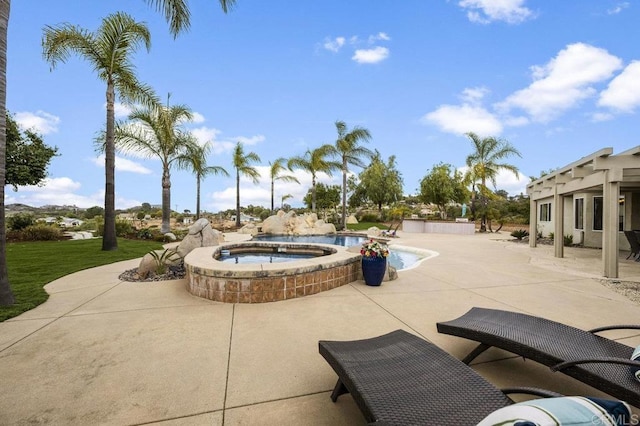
185,241,360,278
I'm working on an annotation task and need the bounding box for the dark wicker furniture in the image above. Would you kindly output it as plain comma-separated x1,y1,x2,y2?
437,307,640,407
624,230,640,261
319,329,561,425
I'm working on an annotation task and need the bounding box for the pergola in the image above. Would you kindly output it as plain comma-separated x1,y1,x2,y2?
527,146,640,278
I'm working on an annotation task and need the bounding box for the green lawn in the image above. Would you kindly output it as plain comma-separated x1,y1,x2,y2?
1,238,162,322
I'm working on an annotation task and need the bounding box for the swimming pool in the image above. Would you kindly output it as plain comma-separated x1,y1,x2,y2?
253,234,433,271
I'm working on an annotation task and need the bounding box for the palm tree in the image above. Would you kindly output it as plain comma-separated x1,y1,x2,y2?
288,145,340,213
0,0,237,306
269,158,299,214
331,120,373,230
464,132,521,232
43,12,158,251
177,140,229,219
113,98,197,233
232,142,261,228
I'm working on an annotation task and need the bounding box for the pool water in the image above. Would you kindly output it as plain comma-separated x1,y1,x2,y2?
253,234,425,271
219,252,316,264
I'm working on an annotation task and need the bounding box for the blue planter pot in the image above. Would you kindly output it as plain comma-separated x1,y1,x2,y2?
362,256,387,286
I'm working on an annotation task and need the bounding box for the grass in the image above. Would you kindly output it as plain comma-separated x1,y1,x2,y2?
1,238,162,322
346,222,387,231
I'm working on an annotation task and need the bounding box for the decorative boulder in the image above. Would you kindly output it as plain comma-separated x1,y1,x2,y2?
176,218,224,259
346,215,358,224
164,232,177,241
367,226,382,237
261,210,336,235
138,249,182,279
239,222,259,236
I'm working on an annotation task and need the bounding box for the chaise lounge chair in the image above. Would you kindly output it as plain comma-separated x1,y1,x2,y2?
436,307,640,407
319,329,565,425
381,222,401,238
623,230,640,261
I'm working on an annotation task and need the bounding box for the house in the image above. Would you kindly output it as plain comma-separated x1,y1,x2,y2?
230,213,259,223
527,146,640,278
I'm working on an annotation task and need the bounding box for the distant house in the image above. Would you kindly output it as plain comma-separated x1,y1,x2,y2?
40,217,84,227
230,213,259,223
527,146,640,278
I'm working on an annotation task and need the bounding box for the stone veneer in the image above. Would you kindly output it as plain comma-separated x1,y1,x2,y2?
184,242,361,303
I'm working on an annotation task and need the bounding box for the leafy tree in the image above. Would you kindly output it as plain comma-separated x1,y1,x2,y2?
464,132,521,232
6,113,58,190
141,202,151,211
268,157,299,214
43,12,159,251
288,145,340,213
303,182,340,211
113,96,197,233
356,151,403,211
232,142,261,228
419,163,469,219
176,140,228,219
84,206,105,219
330,120,373,230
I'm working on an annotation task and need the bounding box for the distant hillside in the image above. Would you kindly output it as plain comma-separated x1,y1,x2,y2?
6,204,86,216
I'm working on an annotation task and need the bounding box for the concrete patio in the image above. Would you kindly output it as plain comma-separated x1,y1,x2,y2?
1,231,640,425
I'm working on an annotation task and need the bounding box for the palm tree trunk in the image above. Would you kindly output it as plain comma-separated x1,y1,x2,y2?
311,175,317,212
341,162,347,231
102,79,118,251
196,174,201,220
161,166,171,233
270,179,274,214
480,178,487,232
235,170,241,228
0,0,14,306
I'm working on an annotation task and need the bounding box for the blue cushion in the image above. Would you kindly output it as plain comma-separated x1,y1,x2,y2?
477,396,631,426
632,345,640,382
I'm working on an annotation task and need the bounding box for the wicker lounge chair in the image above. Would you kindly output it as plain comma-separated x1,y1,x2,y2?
318,329,562,425
437,307,640,407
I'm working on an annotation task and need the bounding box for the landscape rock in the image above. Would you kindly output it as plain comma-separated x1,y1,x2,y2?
176,218,224,258
164,232,176,241
262,210,336,235
239,222,259,236
346,215,358,224
138,249,182,279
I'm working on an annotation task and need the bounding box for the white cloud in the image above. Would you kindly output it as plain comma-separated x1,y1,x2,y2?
459,0,534,24
113,102,132,118
460,86,489,104
323,36,346,53
591,112,614,122
607,2,629,15
14,111,60,134
368,32,390,43
235,134,266,146
352,46,390,64
598,61,640,112
497,43,623,122
91,155,153,174
191,112,206,123
422,104,503,136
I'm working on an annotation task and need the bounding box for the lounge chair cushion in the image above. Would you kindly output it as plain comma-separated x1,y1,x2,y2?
632,345,640,381
477,396,631,426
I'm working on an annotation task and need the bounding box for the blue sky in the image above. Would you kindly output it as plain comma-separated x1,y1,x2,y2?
7,0,640,213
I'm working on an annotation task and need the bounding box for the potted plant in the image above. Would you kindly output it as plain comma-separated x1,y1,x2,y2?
360,239,390,286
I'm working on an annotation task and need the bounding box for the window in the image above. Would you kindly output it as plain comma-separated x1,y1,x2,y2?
539,203,551,222
593,196,625,231
593,197,603,231
574,198,584,230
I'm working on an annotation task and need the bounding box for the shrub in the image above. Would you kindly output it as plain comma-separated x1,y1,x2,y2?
8,224,64,241
510,229,529,240
564,234,573,246
359,213,381,223
8,213,34,231
137,228,154,240
548,232,554,241
96,219,134,237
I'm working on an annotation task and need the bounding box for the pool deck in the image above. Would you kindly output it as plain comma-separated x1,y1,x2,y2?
1,231,640,425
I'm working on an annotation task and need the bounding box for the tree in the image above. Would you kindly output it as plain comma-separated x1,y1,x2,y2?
419,163,469,219
288,145,340,213
331,120,373,230
176,140,228,220
113,97,197,233
303,182,341,212
43,12,159,251
268,157,299,214
464,132,521,232
232,141,261,228
0,0,237,307
6,113,58,190
84,206,105,219
356,151,403,211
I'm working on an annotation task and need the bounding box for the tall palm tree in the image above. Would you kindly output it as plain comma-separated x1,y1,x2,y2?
464,131,521,232
114,98,196,233
269,157,299,214
43,12,158,251
0,0,237,306
288,145,340,213
331,120,373,230
177,140,229,219
232,142,261,228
